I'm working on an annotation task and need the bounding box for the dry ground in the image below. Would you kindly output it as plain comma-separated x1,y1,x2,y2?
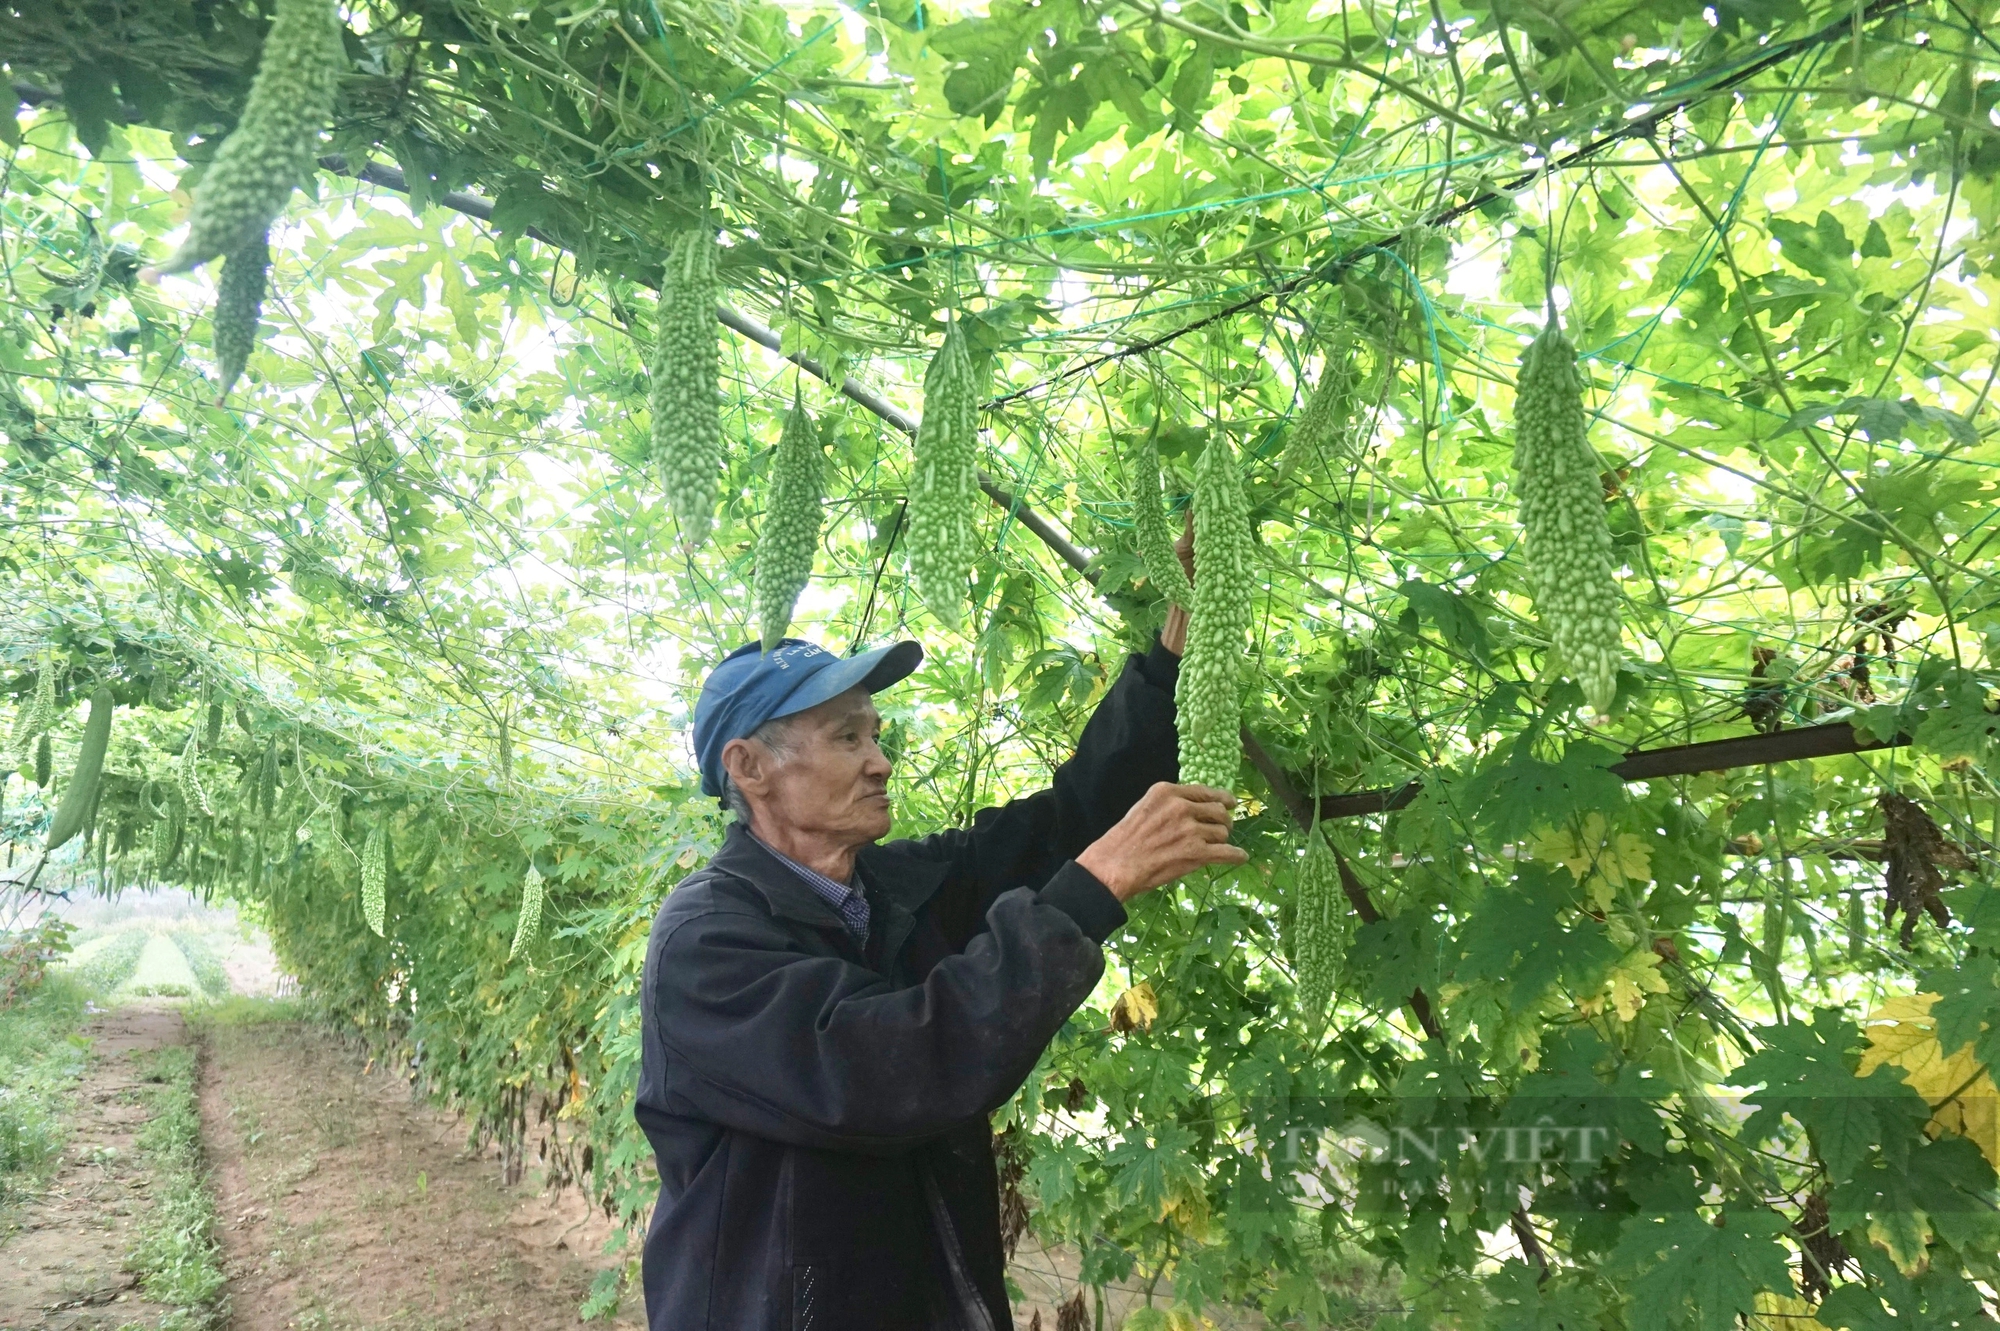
0,1004,187,1331
198,1015,644,1331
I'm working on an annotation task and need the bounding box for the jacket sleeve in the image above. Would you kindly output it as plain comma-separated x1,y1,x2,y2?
652,864,1122,1150
894,638,1181,918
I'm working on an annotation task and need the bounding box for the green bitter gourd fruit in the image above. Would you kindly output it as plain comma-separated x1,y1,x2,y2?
1174,434,1255,791
258,742,280,820
212,234,270,397
46,684,113,850
509,863,544,960
1292,823,1346,1019
649,227,724,548
33,733,51,789
150,0,343,275
905,322,981,630
1278,344,1356,480
361,822,387,937
8,650,58,769
754,388,826,652
1132,435,1190,608
1513,322,1621,712
179,731,214,817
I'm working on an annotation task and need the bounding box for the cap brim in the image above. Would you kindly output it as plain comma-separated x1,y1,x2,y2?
768,640,923,722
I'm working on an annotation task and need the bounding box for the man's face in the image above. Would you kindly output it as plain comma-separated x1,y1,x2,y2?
736,687,894,846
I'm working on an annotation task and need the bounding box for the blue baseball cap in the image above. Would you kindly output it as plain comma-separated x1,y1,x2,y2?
693,638,923,798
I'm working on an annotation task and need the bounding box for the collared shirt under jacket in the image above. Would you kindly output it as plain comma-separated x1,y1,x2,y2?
636,641,1182,1330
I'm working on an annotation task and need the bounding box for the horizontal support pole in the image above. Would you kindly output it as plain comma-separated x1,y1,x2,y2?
1312,721,1913,822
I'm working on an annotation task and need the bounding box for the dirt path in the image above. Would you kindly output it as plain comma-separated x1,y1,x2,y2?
0,1004,186,1331
200,1016,644,1331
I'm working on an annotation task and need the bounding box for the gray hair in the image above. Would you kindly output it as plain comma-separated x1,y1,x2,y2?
719,712,805,824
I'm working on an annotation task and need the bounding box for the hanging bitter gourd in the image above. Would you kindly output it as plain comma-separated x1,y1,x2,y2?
754,388,825,651
179,730,214,817
258,742,281,821
8,650,58,771
1278,343,1356,480
212,235,271,397
905,321,981,630
1132,436,1190,609
33,733,51,789
46,685,113,851
1292,823,1346,1018
509,863,544,960
361,822,387,937
149,0,344,276
649,227,724,548
1175,434,1256,791
1513,322,1621,712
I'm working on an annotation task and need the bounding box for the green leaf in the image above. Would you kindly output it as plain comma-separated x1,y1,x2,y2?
1612,1210,1792,1331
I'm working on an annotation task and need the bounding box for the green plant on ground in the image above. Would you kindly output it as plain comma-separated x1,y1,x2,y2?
127,1044,227,1327
0,970,89,1210
167,931,231,1000
119,935,202,1000
65,929,148,993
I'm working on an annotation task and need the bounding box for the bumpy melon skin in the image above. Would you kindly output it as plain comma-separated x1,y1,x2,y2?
509,864,544,960
1514,324,1622,712
1278,343,1356,480
1293,825,1346,1018
755,391,826,652
153,0,344,276
649,228,725,549
905,322,982,631
1132,437,1191,609
213,234,271,397
361,823,387,937
1174,434,1255,792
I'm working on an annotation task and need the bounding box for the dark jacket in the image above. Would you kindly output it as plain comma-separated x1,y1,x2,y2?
636,642,1181,1330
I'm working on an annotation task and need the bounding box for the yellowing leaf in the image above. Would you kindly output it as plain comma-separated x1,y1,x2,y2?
1866,1209,1933,1277
1606,949,1670,1021
1159,1177,1211,1242
1749,1291,1830,1331
1110,981,1159,1033
1859,992,2000,1169
1528,813,1652,910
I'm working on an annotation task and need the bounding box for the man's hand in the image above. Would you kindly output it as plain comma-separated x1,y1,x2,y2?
1075,782,1247,902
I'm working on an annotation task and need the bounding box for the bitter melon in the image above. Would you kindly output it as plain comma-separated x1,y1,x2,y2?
906,322,981,630
1174,434,1255,791
1278,344,1356,480
509,862,544,960
649,227,724,548
258,742,280,820
33,733,51,789
212,234,270,397
179,730,214,817
150,0,344,275
1131,436,1190,608
754,388,825,652
1513,322,1621,712
46,684,113,850
1292,824,1346,1018
361,822,386,936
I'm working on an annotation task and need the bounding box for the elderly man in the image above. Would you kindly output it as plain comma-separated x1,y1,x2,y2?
636,598,1244,1330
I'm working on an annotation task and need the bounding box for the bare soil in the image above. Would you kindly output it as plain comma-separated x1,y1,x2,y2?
198,1017,644,1331
0,1004,186,1331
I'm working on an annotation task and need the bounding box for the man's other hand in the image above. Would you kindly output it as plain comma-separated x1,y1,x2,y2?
1075,782,1248,903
